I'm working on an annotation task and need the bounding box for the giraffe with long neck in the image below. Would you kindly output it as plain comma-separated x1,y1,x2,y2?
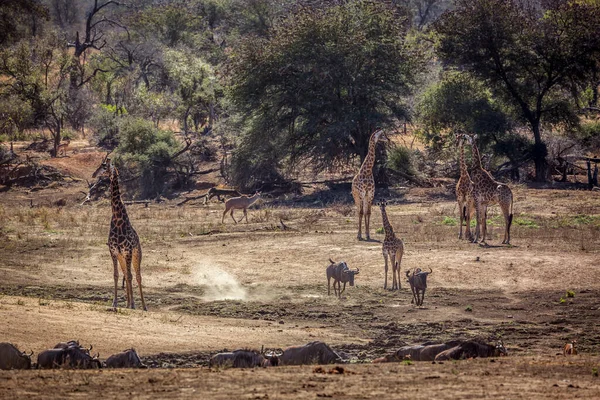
351,129,386,240
378,200,404,290
93,156,147,311
455,133,475,241
466,135,514,245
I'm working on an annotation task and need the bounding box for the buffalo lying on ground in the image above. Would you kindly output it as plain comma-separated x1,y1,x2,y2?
434,341,507,361
38,343,101,369
0,343,33,370
373,340,507,363
37,348,69,369
373,341,463,363
209,348,283,368
279,341,343,366
105,348,147,368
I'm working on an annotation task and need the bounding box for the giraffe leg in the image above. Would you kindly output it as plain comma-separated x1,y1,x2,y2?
132,246,146,311
501,194,513,245
396,250,403,290
383,252,389,290
465,200,474,241
356,203,363,240
480,205,489,246
474,200,483,243
117,254,130,308
111,254,119,309
458,200,464,239
365,202,372,241
125,253,135,309
390,253,397,290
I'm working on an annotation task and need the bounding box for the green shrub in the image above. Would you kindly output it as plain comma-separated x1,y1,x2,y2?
442,216,457,226
375,227,385,234
566,290,575,298
115,117,180,197
90,106,121,148
386,146,421,180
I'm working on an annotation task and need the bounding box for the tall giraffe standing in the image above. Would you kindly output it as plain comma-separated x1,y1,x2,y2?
351,129,386,240
93,156,147,311
378,200,404,290
455,133,475,241
465,135,514,245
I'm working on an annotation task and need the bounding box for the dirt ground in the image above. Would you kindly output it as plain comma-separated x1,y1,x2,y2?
1,148,600,398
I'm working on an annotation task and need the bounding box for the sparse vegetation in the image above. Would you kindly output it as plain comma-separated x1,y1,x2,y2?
465,305,473,312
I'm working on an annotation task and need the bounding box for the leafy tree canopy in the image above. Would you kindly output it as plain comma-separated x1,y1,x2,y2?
434,0,600,180
228,0,425,189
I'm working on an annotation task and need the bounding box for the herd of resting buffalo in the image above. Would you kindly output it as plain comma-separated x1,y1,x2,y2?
0,339,513,370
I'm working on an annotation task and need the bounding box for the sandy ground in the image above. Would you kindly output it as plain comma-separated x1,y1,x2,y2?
1,149,600,398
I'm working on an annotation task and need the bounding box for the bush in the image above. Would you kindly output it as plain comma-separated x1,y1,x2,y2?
576,120,600,149
386,145,417,178
90,106,121,149
115,117,180,197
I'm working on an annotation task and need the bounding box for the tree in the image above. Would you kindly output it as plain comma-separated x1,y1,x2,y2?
164,49,219,134
435,0,600,181
229,0,424,188
0,33,71,156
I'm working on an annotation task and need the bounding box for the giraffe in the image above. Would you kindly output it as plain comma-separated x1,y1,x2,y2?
455,133,475,241
92,155,147,311
351,129,386,240
377,200,404,290
465,135,514,245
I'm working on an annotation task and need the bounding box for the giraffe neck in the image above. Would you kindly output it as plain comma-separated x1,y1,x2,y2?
358,132,379,175
380,205,395,239
459,140,469,177
470,139,484,170
110,168,129,223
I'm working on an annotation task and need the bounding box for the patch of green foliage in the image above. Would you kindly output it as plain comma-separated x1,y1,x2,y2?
566,290,575,298
465,305,473,312
375,227,385,234
514,217,539,228
442,216,457,226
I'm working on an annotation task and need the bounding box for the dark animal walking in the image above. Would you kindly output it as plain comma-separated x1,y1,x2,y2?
326,259,359,298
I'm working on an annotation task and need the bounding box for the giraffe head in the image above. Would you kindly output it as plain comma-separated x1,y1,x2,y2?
371,128,388,143
455,131,467,147
92,153,116,179
464,133,478,146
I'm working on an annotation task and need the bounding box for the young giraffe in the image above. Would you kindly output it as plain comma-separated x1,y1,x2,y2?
351,129,387,240
455,133,475,241
378,200,404,290
93,156,147,311
465,135,514,245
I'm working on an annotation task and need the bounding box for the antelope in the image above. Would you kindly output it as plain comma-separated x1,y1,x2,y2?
563,340,577,356
221,192,261,224
57,139,70,157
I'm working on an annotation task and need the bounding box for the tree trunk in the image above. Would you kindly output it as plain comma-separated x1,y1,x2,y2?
530,121,547,182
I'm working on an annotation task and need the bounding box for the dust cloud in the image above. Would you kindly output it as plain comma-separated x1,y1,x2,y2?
192,263,248,301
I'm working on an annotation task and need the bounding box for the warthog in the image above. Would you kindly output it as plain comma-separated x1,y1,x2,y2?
434,340,507,361
279,341,343,366
372,341,464,363
209,348,283,368
0,343,33,370
105,348,147,368
326,259,359,298
406,268,432,306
